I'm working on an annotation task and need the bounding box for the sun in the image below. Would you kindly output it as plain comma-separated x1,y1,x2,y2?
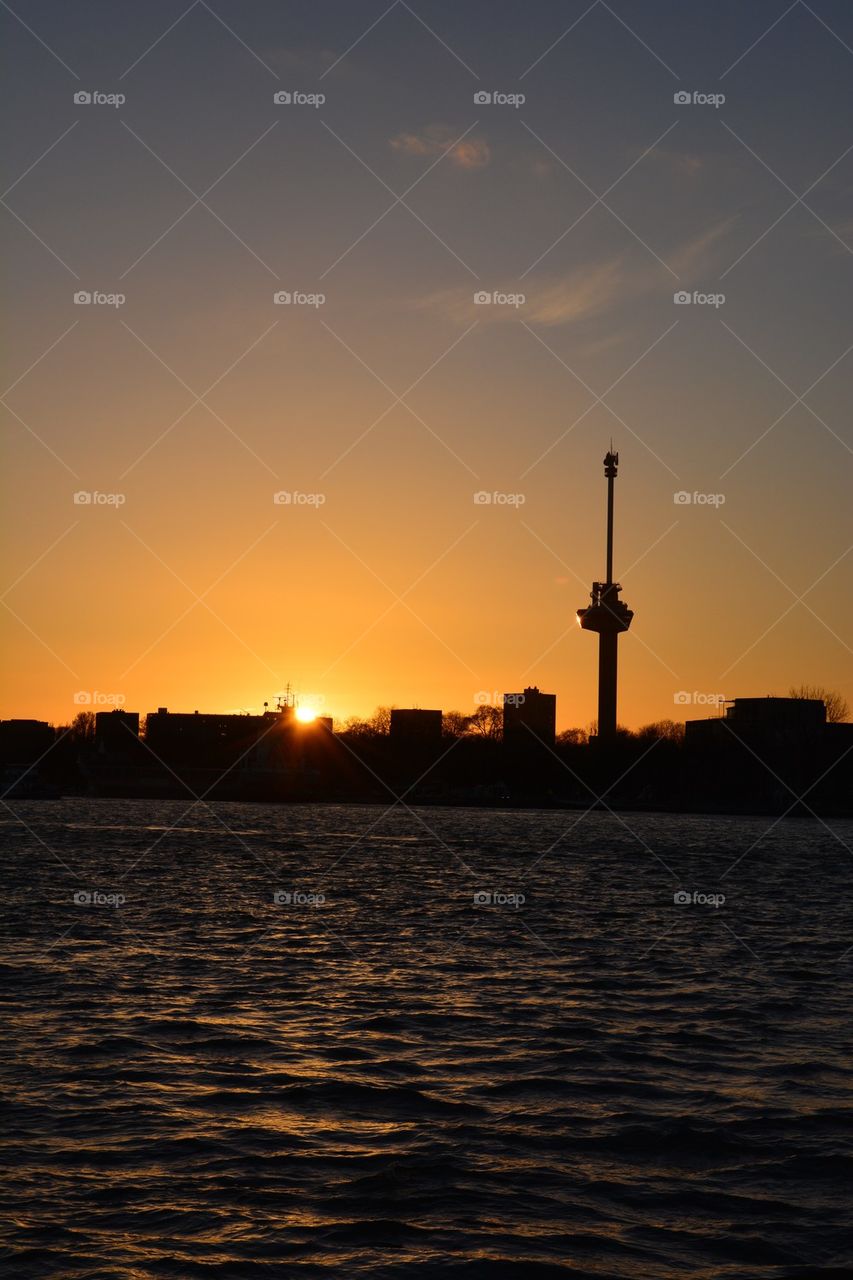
295,705,317,723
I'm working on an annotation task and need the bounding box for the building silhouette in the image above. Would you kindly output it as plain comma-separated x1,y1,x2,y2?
0,718,54,764
503,687,556,749
685,697,826,750
95,709,140,751
389,708,443,747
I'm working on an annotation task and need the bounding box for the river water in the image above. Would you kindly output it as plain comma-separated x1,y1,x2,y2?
2,800,851,1277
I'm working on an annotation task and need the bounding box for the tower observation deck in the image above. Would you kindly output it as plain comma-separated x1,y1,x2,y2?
577,450,634,741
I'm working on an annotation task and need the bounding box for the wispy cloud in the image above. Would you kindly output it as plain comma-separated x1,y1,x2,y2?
416,219,738,328
390,125,490,170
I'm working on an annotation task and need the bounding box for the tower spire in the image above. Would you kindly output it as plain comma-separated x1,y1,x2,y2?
577,449,634,742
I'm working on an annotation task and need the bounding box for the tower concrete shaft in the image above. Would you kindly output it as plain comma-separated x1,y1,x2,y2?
577,451,633,742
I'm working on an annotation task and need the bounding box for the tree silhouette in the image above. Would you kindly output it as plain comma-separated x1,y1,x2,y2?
788,685,849,724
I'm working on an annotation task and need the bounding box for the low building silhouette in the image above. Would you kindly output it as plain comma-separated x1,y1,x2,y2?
684,696,847,812
0,718,55,764
95,709,140,752
144,708,274,768
686,697,825,751
389,709,442,747
503,688,556,749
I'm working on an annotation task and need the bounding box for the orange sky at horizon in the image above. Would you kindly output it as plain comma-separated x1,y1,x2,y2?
3,0,851,731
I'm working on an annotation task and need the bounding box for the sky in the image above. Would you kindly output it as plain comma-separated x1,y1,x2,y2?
2,0,852,730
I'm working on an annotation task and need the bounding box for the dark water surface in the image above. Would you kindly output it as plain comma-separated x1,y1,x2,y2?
2,799,852,1278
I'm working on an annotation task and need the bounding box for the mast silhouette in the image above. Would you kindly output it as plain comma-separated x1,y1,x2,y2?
577,450,634,742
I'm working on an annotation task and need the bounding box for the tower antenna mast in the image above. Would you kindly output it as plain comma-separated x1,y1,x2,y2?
577,449,634,742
